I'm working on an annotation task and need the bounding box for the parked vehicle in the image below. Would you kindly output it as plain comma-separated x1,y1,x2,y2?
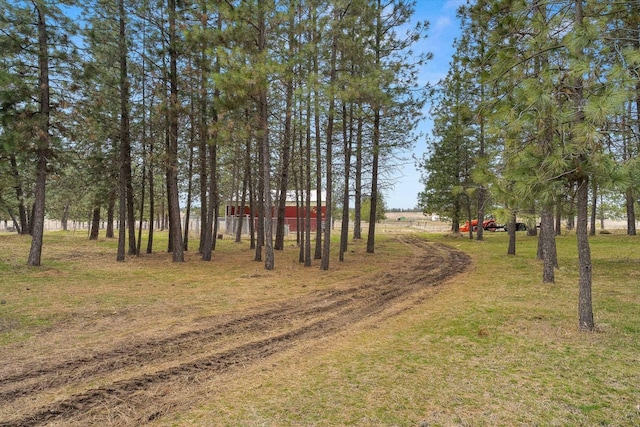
460,219,500,232
504,222,528,232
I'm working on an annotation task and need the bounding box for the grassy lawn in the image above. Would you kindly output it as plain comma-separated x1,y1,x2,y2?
175,231,639,427
1,229,639,426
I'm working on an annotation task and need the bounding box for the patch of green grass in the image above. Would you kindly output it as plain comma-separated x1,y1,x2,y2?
180,231,640,426
0,312,54,345
2,229,639,426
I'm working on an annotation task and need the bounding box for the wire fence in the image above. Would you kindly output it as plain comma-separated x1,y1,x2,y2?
0,217,629,234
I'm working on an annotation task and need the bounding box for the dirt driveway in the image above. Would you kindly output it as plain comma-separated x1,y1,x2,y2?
0,235,470,426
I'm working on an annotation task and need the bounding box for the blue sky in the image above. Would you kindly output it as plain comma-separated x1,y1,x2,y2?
386,0,464,209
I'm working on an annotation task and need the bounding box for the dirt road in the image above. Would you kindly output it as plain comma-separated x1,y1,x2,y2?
0,235,470,426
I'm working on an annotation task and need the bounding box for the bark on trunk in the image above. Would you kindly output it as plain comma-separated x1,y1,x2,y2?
146,140,155,253
589,178,597,236
507,211,516,256
201,136,217,261
89,205,100,240
304,89,312,267
235,146,249,243
275,18,294,251
366,108,380,253
626,189,636,236
260,89,274,269
312,8,322,260
106,189,115,238
577,177,594,331
61,204,69,232
320,7,337,270
574,0,594,332
555,195,562,236
183,143,194,251
167,0,183,262
353,114,363,240
117,0,133,261
476,188,485,241
27,4,50,267
540,206,557,283
10,155,28,234
339,102,351,262
198,47,209,253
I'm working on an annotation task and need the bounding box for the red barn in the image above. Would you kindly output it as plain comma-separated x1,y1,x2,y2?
225,191,326,233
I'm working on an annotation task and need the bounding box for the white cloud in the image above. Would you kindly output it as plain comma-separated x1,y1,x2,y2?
444,0,466,10
434,16,452,32
388,0,464,209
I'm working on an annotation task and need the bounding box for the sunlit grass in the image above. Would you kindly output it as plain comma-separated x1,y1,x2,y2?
177,231,639,426
1,228,639,425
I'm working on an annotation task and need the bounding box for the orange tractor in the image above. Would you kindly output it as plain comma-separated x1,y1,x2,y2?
460,219,529,232
459,219,500,232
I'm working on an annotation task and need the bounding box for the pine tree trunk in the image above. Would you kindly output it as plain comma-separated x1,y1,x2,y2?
339,102,352,262
235,148,249,243
366,107,380,253
198,131,208,253
106,189,115,239
117,0,130,261
137,119,147,256
465,196,473,240
312,8,322,261
183,81,197,252
146,140,154,253
353,114,363,240
226,149,239,235
451,198,460,234
183,143,194,251
577,177,594,330
198,28,209,254
27,3,50,267
320,8,337,271
507,211,516,256
626,188,636,236
10,155,28,234
314,117,322,260
255,123,265,263
574,0,593,332
160,187,166,232
167,0,183,262
126,160,136,255
632,81,640,235
61,204,69,232
476,52,487,240
304,89,312,267
297,129,305,263
260,88,274,269
367,3,383,254
540,206,556,283
589,178,597,236
476,188,485,241
89,205,100,240
275,13,294,251
213,182,219,252
121,0,136,256
201,136,217,261
555,195,562,236
248,164,256,250
526,206,538,237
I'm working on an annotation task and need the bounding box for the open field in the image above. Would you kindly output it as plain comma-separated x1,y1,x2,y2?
0,229,639,426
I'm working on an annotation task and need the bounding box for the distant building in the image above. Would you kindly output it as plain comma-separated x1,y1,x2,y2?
225,191,327,233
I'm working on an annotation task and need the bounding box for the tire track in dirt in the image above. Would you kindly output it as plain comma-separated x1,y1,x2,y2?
0,297,348,402
0,235,470,427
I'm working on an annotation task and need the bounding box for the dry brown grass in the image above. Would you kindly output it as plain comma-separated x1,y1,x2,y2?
156,232,639,427
1,229,639,426
0,230,394,351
